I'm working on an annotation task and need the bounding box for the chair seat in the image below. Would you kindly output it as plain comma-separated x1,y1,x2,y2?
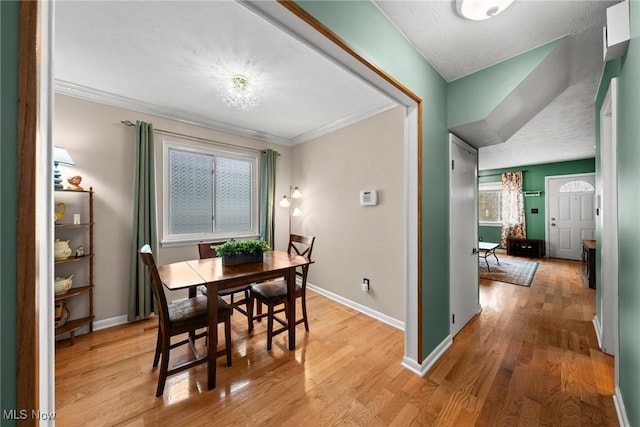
168,295,231,332
250,280,302,302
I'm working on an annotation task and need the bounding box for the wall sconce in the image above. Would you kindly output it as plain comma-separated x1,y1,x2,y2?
279,185,303,234
53,146,76,189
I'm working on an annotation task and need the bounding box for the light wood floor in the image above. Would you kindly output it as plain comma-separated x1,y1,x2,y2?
55,256,617,426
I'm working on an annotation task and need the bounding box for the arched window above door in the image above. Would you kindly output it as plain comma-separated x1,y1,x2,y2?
559,180,595,192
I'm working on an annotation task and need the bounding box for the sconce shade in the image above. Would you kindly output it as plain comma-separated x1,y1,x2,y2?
278,195,290,208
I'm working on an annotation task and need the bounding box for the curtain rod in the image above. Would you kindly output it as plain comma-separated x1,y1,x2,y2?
479,170,528,178
120,120,279,156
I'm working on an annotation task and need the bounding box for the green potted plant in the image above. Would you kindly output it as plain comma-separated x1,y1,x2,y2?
215,238,271,266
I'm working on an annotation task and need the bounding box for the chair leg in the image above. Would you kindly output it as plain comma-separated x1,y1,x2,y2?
267,303,274,351
224,317,232,367
301,293,309,332
244,289,252,331
256,300,263,321
156,333,171,397
248,294,254,333
152,328,162,368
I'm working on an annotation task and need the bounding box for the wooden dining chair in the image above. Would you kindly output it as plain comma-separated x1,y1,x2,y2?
247,234,315,351
197,242,253,331
138,244,232,397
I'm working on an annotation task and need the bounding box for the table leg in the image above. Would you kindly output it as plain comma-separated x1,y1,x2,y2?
286,267,296,351
206,282,219,390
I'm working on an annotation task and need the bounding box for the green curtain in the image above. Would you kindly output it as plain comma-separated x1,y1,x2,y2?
128,121,158,321
259,149,278,248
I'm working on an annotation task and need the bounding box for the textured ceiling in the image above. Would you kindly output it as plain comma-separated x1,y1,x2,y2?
55,0,620,167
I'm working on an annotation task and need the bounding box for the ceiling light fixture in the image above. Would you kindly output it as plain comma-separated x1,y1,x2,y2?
218,74,260,112
456,0,514,21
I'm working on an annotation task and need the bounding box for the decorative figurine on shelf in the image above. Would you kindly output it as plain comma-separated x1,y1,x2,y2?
67,175,84,191
54,202,66,223
75,245,85,258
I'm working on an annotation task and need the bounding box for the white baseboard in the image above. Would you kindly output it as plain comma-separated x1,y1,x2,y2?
94,314,129,331
402,334,453,377
614,386,631,426
306,282,404,330
592,315,603,350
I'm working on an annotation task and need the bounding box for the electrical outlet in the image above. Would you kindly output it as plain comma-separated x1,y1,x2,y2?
361,278,370,292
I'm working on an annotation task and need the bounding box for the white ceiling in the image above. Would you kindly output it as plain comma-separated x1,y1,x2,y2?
55,0,620,166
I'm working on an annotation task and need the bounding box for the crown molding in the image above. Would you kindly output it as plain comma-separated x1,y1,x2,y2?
55,80,398,148
54,80,291,146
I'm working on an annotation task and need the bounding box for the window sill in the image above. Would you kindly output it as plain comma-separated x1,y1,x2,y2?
161,234,260,248
479,222,501,227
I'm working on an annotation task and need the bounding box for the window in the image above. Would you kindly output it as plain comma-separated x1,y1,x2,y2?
559,180,594,192
479,181,502,226
162,141,258,245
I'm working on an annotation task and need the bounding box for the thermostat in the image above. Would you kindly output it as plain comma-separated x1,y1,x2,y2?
360,190,378,206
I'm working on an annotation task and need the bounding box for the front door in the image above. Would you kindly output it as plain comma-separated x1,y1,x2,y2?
450,134,479,337
546,174,595,260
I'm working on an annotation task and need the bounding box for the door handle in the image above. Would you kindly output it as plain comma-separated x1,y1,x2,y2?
472,248,478,255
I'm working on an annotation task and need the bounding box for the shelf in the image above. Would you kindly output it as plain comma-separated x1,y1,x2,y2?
55,285,93,301
54,189,94,194
55,316,94,337
55,222,94,228
54,254,94,265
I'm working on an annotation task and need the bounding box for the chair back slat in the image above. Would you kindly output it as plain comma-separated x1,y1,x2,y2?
198,241,226,259
288,234,315,285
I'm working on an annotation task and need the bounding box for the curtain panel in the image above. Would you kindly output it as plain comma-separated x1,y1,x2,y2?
500,171,526,248
259,149,278,248
128,121,158,321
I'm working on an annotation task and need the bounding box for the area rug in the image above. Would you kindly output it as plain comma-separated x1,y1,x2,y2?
479,257,538,287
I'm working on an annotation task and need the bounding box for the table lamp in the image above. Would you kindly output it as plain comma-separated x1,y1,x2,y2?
53,146,75,189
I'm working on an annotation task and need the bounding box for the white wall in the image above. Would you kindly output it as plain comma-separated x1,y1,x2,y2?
54,94,291,322
291,106,405,321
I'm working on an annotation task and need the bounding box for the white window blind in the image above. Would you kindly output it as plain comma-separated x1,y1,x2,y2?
163,141,258,245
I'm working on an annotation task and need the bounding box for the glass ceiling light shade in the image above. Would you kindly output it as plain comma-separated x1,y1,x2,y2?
217,74,260,112
456,0,514,20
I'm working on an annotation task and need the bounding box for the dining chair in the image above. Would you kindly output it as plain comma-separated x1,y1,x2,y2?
138,244,232,397
196,242,253,331
247,234,315,351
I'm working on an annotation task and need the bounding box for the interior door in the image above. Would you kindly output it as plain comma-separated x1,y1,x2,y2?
547,174,595,260
450,134,479,337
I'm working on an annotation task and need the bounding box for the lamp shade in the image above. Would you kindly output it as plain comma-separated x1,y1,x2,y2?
291,186,302,198
53,146,76,166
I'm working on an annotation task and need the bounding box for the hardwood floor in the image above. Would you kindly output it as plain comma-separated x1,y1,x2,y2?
55,256,617,426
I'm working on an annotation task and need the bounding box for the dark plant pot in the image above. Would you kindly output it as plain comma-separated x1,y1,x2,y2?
221,252,263,266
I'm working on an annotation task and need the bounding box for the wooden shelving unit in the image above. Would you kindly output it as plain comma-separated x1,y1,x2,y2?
54,188,95,345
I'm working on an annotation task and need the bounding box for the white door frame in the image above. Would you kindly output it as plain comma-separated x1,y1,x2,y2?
598,78,619,369
449,134,480,337
544,172,596,258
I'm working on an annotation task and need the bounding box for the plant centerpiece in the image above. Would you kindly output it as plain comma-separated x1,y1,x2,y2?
215,238,271,266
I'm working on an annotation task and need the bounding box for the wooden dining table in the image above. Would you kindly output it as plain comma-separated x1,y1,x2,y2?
157,250,311,390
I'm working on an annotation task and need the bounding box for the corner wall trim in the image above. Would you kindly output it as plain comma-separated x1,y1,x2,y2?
402,334,453,377
592,315,603,350
306,283,404,331
94,315,129,331
613,386,630,426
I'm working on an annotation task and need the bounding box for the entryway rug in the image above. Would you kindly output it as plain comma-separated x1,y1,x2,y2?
480,257,538,287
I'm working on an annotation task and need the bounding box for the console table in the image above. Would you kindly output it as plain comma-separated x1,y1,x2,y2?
506,238,544,258
582,240,596,289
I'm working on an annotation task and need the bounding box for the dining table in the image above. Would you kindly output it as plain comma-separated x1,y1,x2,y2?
156,250,312,390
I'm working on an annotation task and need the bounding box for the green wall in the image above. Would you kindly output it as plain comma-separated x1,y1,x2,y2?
448,38,563,129
596,0,640,423
1,0,19,422
296,1,450,358
478,159,596,247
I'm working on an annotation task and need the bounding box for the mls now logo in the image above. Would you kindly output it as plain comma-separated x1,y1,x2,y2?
3,409,56,420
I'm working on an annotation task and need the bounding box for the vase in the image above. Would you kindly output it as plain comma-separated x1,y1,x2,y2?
222,252,263,266
54,239,72,260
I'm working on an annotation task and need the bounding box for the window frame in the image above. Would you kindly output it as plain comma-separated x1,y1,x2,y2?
161,139,260,247
479,181,502,227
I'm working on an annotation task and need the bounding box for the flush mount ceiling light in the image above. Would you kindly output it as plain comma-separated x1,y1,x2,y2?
456,0,514,20
215,59,266,112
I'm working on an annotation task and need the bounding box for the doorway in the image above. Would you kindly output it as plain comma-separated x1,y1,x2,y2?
545,173,595,260
449,134,479,337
